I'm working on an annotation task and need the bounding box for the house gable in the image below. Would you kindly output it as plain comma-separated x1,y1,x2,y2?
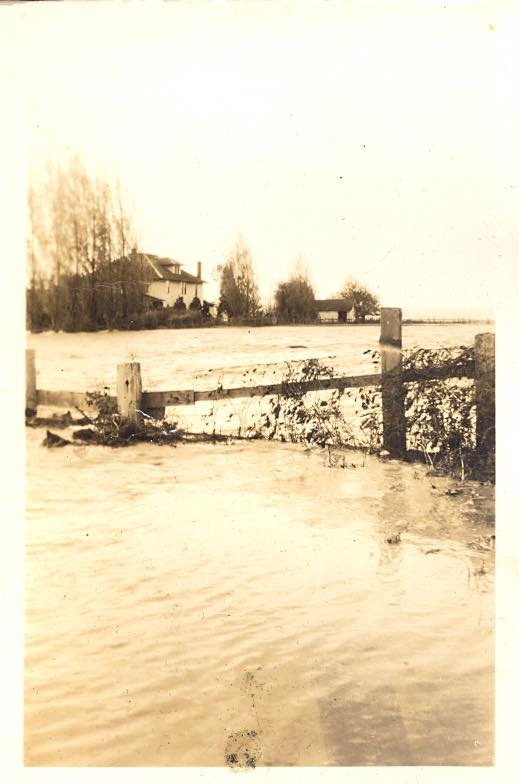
134,253,205,308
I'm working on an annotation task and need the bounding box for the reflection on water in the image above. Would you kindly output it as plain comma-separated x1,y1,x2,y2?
25,424,494,766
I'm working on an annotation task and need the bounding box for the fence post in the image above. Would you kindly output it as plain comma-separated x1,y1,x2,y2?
26,348,37,417
117,362,143,425
379,308,406,458
474,333,495,466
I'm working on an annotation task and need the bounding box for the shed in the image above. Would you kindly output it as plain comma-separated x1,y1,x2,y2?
315,298,355,323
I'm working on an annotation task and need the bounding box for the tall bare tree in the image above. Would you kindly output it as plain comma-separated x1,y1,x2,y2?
218,236,262,318
27,155,141,331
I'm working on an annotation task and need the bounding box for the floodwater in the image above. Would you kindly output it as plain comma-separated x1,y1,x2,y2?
26,322,486,394
25,324,494,766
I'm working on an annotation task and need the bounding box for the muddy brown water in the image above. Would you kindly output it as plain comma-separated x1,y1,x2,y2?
25,324,494,765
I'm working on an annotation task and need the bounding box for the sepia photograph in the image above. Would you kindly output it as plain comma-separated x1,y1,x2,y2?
2,0,516,778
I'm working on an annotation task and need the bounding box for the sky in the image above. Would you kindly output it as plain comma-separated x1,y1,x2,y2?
2,1,510,317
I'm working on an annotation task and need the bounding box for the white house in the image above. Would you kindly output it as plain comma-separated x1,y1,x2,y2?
315,298,355,323
138,253,205,308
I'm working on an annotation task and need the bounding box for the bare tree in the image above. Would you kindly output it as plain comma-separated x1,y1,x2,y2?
218,236,262,318
27,155,141,331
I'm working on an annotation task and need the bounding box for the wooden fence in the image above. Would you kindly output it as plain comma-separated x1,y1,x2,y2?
26,308,495,462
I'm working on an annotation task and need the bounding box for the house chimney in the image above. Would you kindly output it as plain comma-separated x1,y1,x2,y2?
197,261,202,280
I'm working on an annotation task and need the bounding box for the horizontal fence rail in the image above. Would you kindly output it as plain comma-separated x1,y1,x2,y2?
26,309,493,463
37,389,92,408
32,363,476,411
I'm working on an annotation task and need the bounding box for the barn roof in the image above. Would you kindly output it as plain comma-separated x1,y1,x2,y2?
315,298,354,312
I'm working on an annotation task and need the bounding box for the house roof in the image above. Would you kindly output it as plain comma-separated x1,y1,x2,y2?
315,298,354,312
134,252,206,283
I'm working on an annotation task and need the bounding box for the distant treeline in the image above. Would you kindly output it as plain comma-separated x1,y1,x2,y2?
28,275,490,333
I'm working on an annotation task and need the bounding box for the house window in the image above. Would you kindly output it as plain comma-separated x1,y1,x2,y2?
182,282,187,295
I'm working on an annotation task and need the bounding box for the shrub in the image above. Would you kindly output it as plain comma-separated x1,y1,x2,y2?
244,358,357,448
352,344,479,478
402,345,476,478
239,344,485,480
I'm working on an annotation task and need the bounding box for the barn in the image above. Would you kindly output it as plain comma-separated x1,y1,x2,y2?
315,298,355,323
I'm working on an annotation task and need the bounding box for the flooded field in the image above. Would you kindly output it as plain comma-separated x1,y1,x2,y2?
26,322,485,394
25,324,494,766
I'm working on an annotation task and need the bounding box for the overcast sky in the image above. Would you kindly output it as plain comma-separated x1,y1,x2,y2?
4,1,507,316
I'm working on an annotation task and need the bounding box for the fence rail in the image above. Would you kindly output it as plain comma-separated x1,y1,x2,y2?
26,308,494,463
33,364,476,410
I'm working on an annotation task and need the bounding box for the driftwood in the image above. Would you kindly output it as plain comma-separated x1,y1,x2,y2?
42,430,72,448
66,423,232,448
